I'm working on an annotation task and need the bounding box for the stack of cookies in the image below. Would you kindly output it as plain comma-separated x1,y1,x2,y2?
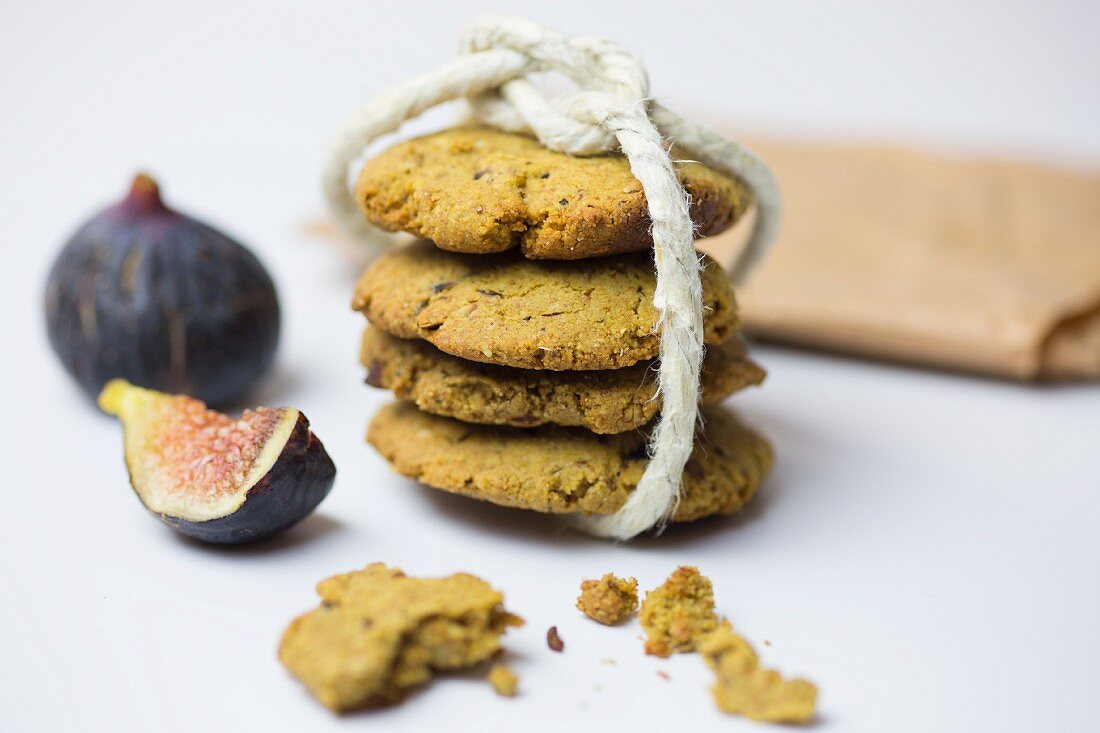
351,127,773,525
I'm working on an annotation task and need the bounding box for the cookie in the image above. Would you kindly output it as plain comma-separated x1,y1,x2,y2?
352,240,738,371
360,327,764,434
278,563,523,712
355,127,751,259
366,401,771,522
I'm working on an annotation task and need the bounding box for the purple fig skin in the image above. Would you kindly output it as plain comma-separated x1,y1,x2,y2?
151,412,336,544
44,174,280,407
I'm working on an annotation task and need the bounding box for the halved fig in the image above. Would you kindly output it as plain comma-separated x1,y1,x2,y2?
98,379,336,544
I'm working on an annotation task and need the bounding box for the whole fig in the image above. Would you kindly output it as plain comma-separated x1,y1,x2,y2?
45,174,280,407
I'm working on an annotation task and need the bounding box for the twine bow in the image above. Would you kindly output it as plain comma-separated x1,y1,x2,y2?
324,15,779,540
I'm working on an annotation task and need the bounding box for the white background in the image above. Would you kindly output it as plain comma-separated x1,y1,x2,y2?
2,2,1099,731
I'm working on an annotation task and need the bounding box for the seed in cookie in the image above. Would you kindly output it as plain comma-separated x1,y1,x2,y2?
360,327,764,434
355,127,752,259
366,401,771,521
352,240,738,371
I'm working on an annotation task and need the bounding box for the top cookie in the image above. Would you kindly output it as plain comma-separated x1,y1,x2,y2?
355,127,752,260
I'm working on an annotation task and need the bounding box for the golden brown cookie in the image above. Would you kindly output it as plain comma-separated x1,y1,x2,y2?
366,401,771,522
355,127,752,259
278,563,523,712
352,240,738,371
360,327,764,434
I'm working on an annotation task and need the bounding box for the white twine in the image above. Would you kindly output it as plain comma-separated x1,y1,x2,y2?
324,15,780,540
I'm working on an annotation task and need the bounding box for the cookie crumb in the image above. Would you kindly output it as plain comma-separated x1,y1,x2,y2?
576,573,639,625
657,671,670,681
599,657,616,666
546,625,565,652
639,566,719,657
487,663,519,697
278,564,523,712
634,567,818,723
699,622,817,724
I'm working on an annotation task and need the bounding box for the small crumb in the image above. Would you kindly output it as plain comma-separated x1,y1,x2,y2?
577,573,639,626
657,671,670,681
546,626,565,652
599,657,616,666
639,566,719,657
487,663,518,697
764,640,772,647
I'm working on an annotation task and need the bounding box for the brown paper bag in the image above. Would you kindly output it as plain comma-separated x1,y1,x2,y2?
703,139,1100,380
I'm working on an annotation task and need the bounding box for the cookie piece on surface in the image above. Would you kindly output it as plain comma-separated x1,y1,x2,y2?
355,127,752,259
576,574,639,625
361,327,764,434
278,563,523,712
352,240,738,371
699,621,818,724
639,566,720,657
366,401,771,522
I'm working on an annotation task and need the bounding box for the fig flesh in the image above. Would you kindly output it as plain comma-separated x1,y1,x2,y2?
99,380,335,544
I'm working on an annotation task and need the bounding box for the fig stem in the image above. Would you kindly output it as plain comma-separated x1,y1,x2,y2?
122,172,169,215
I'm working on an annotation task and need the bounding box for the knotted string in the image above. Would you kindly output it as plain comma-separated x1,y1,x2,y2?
324,15,779,540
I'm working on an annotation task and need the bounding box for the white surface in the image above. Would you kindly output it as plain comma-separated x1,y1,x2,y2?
2,2,1099,732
